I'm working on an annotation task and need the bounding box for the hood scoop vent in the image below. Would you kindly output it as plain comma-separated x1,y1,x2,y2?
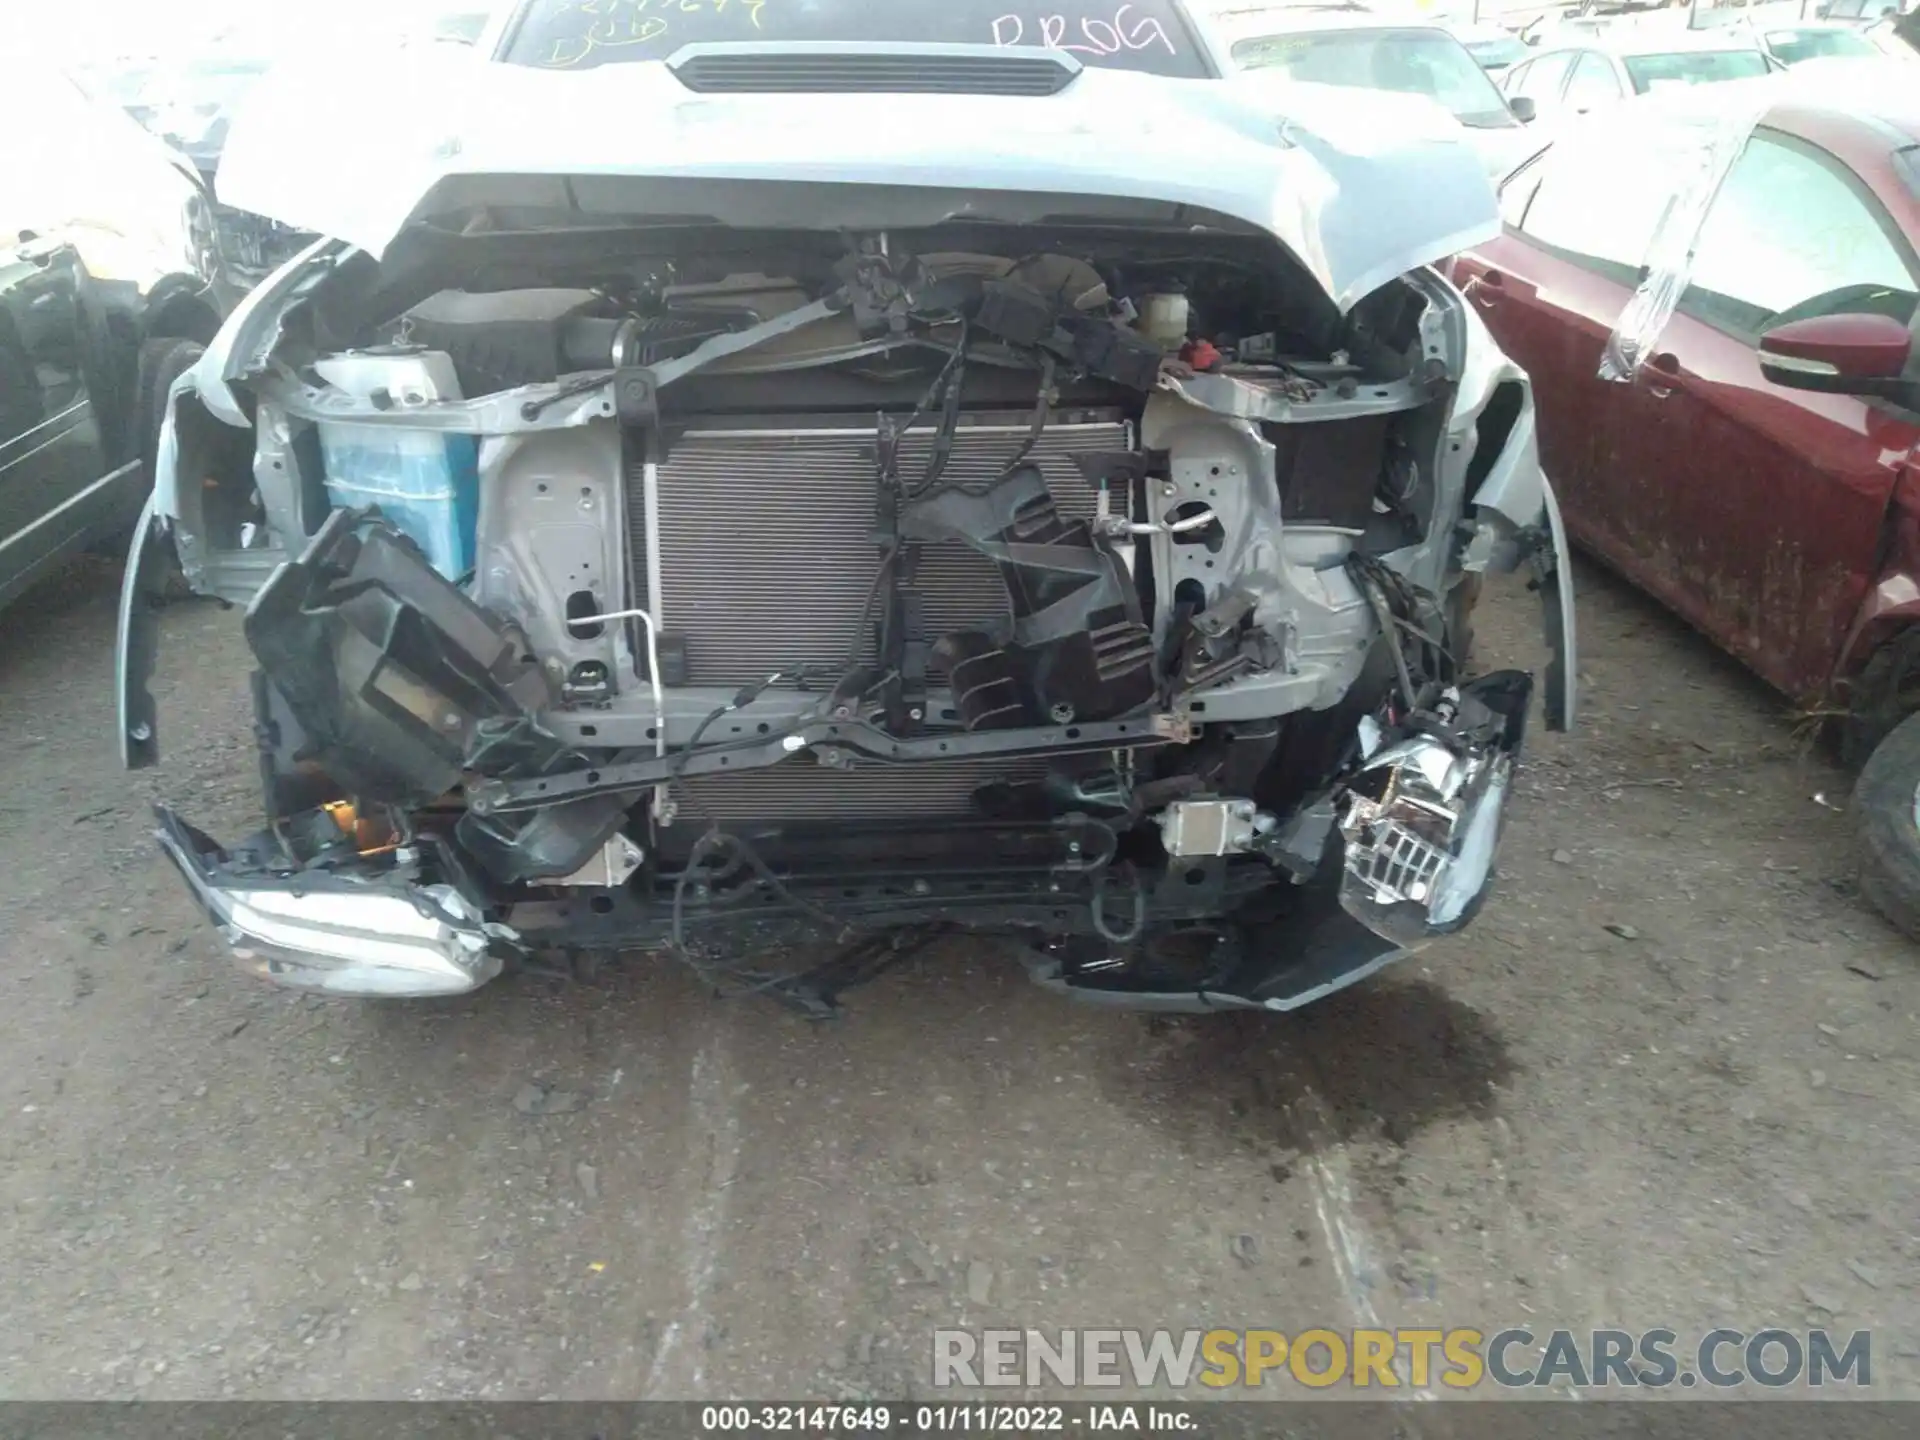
666,42,1081,97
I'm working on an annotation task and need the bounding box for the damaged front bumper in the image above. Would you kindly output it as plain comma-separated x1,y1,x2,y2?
148,701,1529,1019
1026,671,1532,1013
155,809,507,998
144,675,1526,1011
134,504,1544,1010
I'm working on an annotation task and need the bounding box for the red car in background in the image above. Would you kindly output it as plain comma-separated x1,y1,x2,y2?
1452,70,1920,935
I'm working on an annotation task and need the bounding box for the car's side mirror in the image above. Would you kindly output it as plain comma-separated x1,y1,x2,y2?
1509,95,1538,123
1758,312,1914,399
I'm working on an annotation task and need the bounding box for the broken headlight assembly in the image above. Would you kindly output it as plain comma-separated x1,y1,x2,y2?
154,810,508,998
1335,674,1531,950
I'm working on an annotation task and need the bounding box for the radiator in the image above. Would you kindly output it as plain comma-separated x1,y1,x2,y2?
631,413,1130,687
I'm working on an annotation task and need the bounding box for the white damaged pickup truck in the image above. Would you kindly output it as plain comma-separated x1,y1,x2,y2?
115,36,1573,1014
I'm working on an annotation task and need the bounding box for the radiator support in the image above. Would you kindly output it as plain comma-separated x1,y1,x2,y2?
629,411,1131,687
623,411,1133,825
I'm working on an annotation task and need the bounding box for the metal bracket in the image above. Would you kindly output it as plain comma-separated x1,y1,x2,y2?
554,833,646,888
467,713,1192,815
613,368,659,428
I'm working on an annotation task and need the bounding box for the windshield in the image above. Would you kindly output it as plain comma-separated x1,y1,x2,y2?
1764,26,1877,63
500,0,1212,77
1623,48,1772,91
1231,28,1516,127
1464,34,1529,70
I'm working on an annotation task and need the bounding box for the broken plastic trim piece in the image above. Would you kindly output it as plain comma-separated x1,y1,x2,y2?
1536,477,1577,733
155,809,508,998
244,509,561,808
116,495,167,770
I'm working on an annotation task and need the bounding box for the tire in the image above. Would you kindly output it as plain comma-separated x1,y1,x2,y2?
1841,629,1920,770
1854,709,1920,941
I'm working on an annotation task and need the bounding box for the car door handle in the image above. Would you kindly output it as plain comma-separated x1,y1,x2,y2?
1643,350,1681,399
1466,270,1506,308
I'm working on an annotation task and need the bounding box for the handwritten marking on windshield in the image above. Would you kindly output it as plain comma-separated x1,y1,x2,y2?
990,5,1178,59
540,0,768,68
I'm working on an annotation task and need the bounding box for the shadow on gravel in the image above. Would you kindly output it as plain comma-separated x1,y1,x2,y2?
1120,977,1515,1158
0,556,122,679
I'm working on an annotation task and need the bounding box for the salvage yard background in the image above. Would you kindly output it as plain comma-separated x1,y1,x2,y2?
1,559,1916,1399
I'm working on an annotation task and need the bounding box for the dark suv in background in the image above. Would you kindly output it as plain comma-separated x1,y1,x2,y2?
0,53,226,612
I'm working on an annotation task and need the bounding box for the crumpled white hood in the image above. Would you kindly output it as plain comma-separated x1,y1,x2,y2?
218,43,1498,311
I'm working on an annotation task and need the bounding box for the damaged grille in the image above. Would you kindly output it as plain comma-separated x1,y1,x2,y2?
633,414,1129,687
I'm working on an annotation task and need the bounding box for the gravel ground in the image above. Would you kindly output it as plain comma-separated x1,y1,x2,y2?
0,555,1915,1402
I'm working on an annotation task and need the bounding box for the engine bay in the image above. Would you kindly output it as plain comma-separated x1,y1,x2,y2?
135,219,1559,1011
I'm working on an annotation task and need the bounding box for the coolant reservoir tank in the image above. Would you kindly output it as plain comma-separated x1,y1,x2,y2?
1138,291,1190,350
313,348,478,581
314,348,462,406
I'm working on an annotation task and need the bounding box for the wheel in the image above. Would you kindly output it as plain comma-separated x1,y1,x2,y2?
1841,629,1920,769
1853,709,1920,941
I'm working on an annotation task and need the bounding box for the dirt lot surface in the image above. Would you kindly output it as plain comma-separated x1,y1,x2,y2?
1,555,1916,1404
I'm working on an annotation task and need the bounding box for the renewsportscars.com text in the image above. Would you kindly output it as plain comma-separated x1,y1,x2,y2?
932,1327,1872,1390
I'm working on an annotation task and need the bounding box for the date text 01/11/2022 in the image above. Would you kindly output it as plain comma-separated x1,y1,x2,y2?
697,1405,1194,1432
